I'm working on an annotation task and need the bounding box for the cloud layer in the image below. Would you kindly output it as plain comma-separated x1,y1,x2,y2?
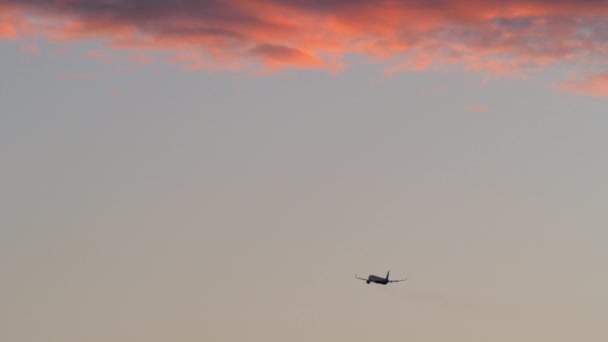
2,0,608,92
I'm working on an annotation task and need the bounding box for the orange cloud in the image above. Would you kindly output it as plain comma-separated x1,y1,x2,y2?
1,0,608,91
249,43,324,69
0,22,16,38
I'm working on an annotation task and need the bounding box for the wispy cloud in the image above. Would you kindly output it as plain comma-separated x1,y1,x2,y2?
85,49,111,62
109,88,122,96
2,0,608,91
19,43,39,55
129,51,154,65
554,71,608,96
464,104,490,112
56,73,94,80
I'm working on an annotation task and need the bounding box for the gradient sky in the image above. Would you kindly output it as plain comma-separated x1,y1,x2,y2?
2,2,608,342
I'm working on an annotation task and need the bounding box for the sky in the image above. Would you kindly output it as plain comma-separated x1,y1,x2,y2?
1,1,608,342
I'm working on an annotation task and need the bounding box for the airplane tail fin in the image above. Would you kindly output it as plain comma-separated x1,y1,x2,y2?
386,271,390,280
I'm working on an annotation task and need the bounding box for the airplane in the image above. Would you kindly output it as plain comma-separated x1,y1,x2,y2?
355,271,406,285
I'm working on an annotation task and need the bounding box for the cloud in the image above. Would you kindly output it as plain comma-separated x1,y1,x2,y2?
250,44,321,66
85,49,111,61
554,71,608,96
464,104,490,112
0,22,16,38
1,0,608,89
19,43,39,55
129,51,154,65
247,43,334,74
165,51,244,72
56,73,94,80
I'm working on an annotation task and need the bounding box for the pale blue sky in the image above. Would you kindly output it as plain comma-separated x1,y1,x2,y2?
2,31,608,342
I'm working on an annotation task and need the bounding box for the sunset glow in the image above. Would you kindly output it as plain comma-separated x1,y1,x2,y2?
2,0,608,93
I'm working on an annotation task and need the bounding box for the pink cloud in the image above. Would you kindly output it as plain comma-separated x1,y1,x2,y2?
166,51,245,73
248,43,329,73
109,88,122,96
465,104,490,112
1,0,608,92
85,49,110,61
19,43,39,55
383,54,430,76
554,71,608,96
56,73,94,80
128,51,154,65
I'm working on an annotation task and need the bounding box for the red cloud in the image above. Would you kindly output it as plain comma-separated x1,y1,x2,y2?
2,0,608,90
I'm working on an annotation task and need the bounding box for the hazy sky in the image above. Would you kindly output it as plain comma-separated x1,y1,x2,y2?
2,2,608,342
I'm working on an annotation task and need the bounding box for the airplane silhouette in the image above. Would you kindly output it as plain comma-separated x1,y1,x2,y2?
355,271,406,285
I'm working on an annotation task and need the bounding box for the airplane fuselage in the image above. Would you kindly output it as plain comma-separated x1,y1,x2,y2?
356,270,405,285
366,275,389,285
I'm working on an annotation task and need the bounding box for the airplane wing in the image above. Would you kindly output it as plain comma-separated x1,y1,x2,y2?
355,275,368,281
388,277,407,283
